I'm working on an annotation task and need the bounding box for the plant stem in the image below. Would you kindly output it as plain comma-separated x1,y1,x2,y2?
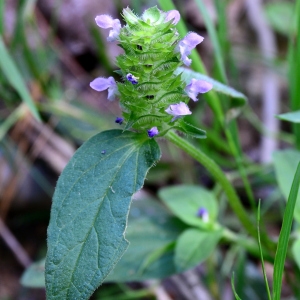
166,130,274,250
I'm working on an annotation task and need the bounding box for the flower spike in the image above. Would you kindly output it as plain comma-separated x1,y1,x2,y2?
177,32,204,66
165,10,180,25
185,79,213,101
90,76,118,101
95,15,121,41
147,127,159,138
165,102,192,122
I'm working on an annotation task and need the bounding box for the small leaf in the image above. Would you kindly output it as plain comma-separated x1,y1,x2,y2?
21,259,45,288
273,150,300,222
0,36,40,121
174,119,206,139
276,110,300,123
264,2,294,35
45,129,161,300
175,228,222,272
177,67,247,108
159,185,218,228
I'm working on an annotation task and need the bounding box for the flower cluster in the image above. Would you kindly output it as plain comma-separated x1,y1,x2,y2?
90,6,212,138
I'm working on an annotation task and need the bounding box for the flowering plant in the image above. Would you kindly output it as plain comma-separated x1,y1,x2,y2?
43,5,271,300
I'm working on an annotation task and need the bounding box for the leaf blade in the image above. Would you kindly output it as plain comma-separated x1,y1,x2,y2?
45,129,161,300
273,162,300,300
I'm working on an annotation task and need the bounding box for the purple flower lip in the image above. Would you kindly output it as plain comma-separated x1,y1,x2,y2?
185,79,213,101
165,10,180,25
89,76,118,101
147,127,159,138
126,73,139,85
165,102,192,122
197,207,209,222
115,117,124,124
177,32,204,66
95,14,121,42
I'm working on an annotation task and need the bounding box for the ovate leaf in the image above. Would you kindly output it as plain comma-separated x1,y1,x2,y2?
159,185,218,228
273,150,300,222
45,129,161,300
175,228,222,272
177,67,247,108
174,119,206,139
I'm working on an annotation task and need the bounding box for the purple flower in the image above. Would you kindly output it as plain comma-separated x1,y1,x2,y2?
95,15,121,42
165,102,192,122
197,207,209,222
147,127,159,138
177,32,204,66
126,73,139,85
90,76,118,101
185,79,213,101
165,10,180,25
115,117,124,124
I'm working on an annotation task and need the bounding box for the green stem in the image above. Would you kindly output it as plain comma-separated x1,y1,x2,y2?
166,131,275,250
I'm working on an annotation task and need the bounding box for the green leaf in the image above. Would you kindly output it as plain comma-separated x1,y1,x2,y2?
175,228,222,272
292,239,300,270
45,129,161,300
21,259,45,288
0,36,40,121
174,119,206,139
264,1,295,35
106,198,183,282
273,150,300,222
177,67,247,108
159,185,218,229
273,162,300,300
277,110,300,123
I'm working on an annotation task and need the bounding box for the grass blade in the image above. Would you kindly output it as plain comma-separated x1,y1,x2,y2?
231,273,242,300
273,162,300,300
257,200,272,300
0,36,40,121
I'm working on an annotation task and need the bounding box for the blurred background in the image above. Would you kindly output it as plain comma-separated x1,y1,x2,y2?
0,0,297,299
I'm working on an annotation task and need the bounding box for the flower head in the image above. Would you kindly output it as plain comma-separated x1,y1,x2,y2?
177,32,204,66
147,127,159,138
165,102,192,121
115,117,124,124
126,73,139,85
90,76,118,101
197,207,209,222
95,15,121,41
165,10,180,25
185,79,213,101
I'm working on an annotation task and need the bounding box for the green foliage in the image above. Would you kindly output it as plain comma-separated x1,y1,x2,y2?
45,130,161,300
277,110,300,123
273,149,300,222
264,1,295,35
106,198,182,281
292,239,300,270
273,162,300,300
175,228,222,272
159,185,218,228
0,36,40,120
